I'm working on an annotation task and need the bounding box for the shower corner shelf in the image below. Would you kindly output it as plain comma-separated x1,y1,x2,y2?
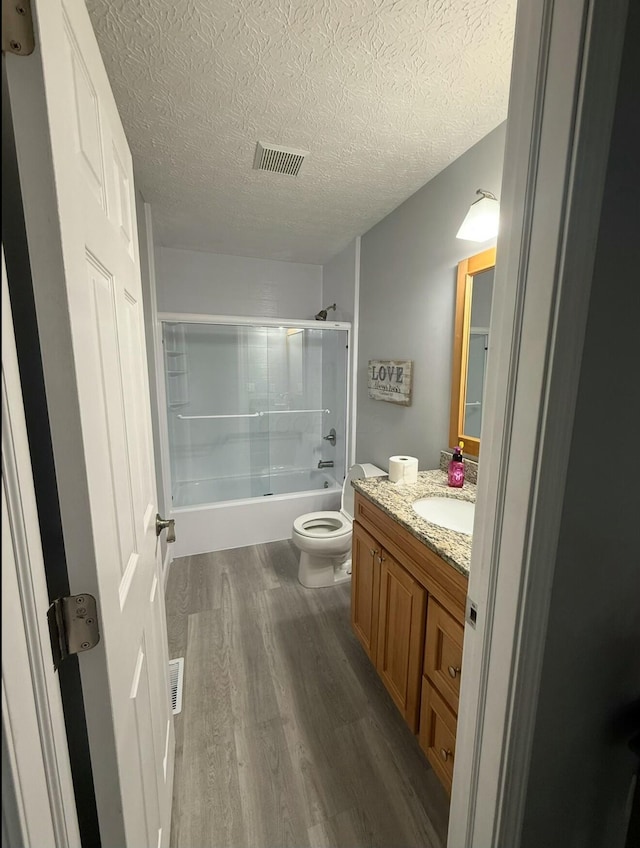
163,322,189,407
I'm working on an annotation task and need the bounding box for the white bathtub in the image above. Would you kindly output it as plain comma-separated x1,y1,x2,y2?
169,469,342,557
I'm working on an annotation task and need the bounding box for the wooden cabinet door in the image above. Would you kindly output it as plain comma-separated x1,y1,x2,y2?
351,522,381,661
376,553,427,731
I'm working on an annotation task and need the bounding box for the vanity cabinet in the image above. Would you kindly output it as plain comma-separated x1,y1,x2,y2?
351,522,426,730
350,491,468,794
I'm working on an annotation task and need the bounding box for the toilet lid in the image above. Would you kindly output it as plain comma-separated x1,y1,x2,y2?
341,463,386,519
293,511,350,538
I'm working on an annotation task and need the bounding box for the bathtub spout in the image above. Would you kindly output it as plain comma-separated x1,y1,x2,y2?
317,460,334,469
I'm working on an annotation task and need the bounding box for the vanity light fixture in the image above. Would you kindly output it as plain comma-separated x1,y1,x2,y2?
456,189,500,242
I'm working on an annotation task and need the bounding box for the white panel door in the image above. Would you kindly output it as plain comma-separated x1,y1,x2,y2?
4,1,174,846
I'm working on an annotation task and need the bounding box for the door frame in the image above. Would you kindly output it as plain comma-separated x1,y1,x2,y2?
2,50,103,846
449,0,630,844
2,248,81,848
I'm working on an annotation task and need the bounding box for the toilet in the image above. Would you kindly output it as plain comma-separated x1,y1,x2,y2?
292,463,386,588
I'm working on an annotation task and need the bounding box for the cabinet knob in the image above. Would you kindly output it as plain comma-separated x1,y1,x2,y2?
377,553,386,563
440,748,453,762
447,665,461,678
370,549,377,557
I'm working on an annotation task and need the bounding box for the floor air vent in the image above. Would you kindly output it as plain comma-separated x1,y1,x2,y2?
169,657,184,716
253,142,308,176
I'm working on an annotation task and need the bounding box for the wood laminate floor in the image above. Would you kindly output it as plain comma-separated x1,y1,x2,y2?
166,540,449,848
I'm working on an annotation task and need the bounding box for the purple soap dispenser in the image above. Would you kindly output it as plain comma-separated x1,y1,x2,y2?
448,442,465,488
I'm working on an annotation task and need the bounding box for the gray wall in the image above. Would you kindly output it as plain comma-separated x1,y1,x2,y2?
521,6,640,844
356,123,506,471
323,239,358,324
155,246,323,319
322,237,360,464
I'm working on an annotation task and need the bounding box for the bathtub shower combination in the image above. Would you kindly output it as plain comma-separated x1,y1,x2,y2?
159,315,350,556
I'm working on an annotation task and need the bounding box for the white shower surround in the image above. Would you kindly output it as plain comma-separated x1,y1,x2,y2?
157,313,353,557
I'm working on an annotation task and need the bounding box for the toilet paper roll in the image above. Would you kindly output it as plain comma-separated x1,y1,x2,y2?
388,455,419,485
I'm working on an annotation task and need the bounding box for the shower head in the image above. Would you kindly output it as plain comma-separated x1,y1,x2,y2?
315,303,337,321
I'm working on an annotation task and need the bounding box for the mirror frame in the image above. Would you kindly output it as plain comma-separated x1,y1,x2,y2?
449,246,496,458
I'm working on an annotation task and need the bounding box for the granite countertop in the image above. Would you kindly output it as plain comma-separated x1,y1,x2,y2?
352,469,476,577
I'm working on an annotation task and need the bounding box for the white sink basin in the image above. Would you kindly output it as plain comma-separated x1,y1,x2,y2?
412,497,475,535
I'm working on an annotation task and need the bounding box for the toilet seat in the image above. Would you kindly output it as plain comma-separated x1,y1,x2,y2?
292,462,386,588
293,511,350,538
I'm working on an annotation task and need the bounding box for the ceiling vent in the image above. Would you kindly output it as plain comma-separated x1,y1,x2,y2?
253,142,308,177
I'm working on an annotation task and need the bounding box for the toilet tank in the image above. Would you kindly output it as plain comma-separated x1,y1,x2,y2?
341,463,386,520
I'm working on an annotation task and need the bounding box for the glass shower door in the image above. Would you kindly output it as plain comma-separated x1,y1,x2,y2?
162,320,349,507
264,326,347,494
164,322,271,506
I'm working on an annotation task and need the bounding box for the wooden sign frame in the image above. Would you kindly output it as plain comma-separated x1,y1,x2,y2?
367,360,412,406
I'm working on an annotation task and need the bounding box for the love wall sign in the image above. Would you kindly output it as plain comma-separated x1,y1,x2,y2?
368,360,413,406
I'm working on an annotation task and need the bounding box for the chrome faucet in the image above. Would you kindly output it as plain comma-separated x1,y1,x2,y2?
318,460,334,469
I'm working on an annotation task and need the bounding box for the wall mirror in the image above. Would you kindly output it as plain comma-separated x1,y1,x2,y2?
449,247,496,457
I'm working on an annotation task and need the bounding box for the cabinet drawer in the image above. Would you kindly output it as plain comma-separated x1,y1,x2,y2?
424,597,464,714
418,678,457,795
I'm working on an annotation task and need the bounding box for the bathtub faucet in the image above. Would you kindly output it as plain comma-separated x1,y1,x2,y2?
317,460,334,469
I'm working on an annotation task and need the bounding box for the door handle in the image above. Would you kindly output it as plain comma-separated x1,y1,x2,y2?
155,514,176,543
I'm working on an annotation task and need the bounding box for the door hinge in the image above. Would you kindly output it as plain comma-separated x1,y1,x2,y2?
2,0,35,56
47,594,100,671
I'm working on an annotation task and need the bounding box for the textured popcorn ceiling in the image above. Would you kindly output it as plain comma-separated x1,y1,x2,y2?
86,0,515,264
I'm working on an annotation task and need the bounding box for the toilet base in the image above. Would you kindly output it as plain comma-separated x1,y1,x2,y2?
298,551,352,589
